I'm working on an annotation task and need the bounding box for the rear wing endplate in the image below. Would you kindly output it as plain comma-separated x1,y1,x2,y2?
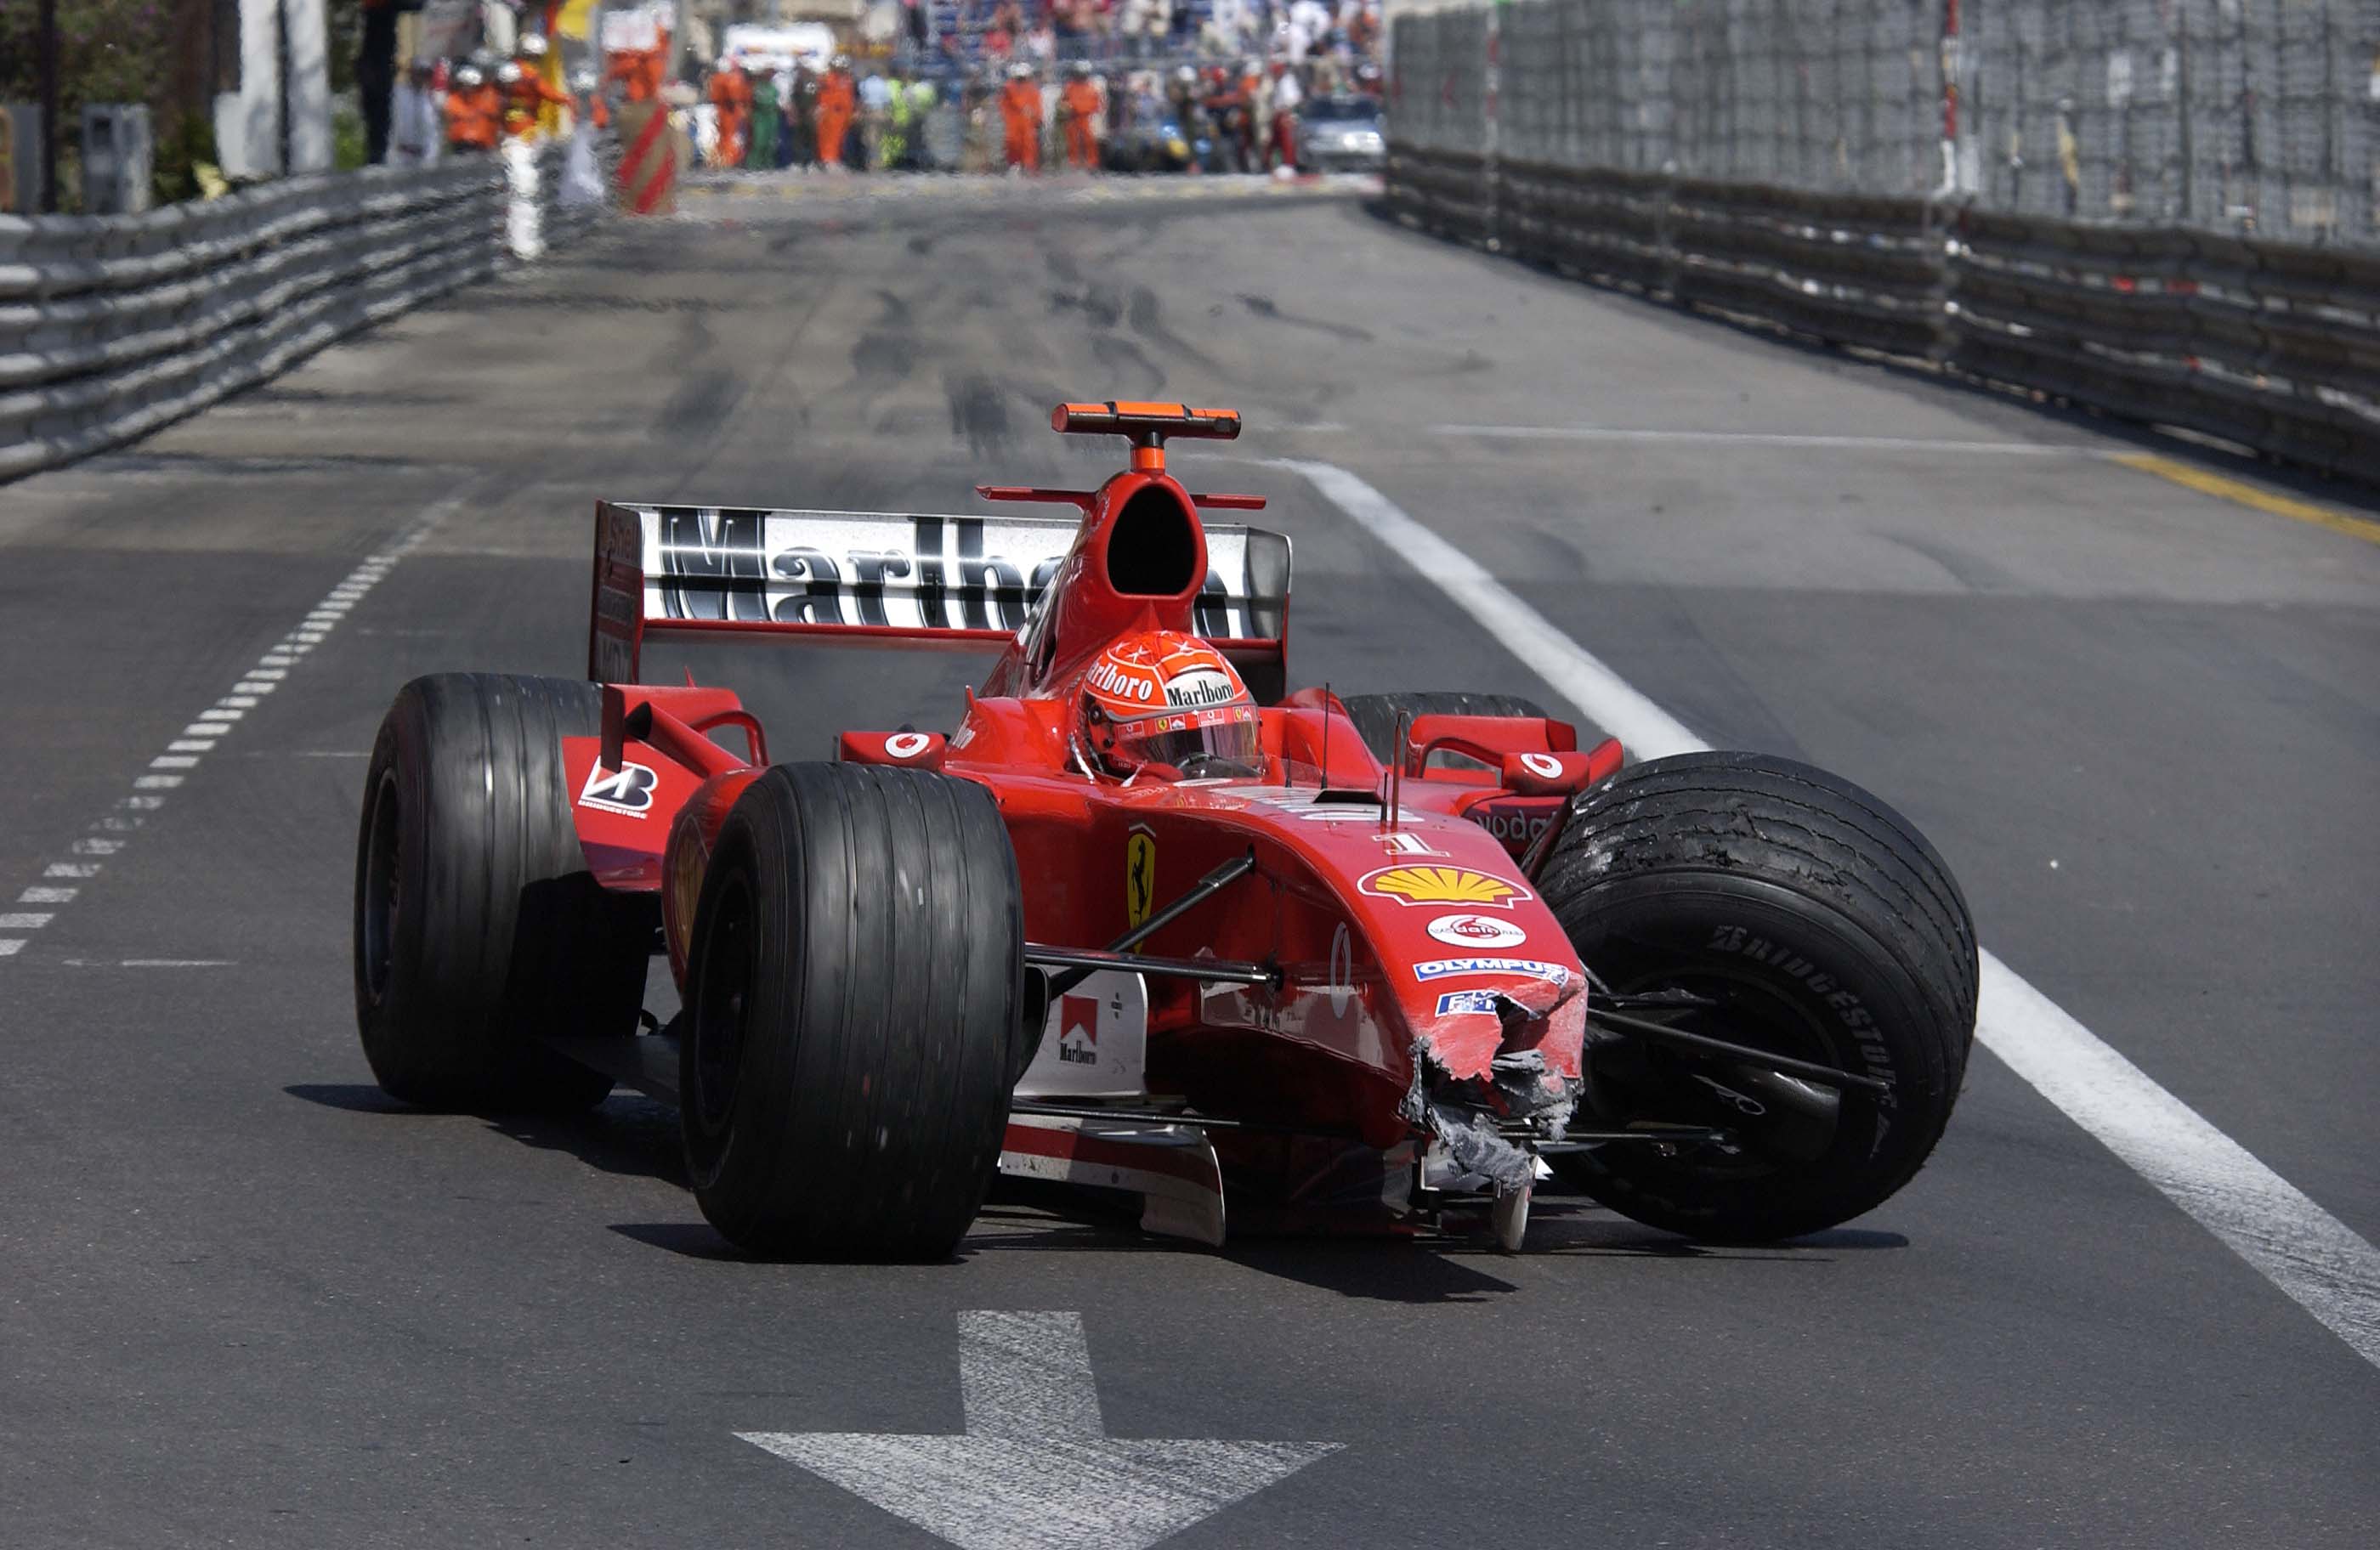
589,501,1291,685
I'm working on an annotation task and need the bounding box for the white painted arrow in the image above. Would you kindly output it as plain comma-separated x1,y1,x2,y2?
739,1310,1340,1550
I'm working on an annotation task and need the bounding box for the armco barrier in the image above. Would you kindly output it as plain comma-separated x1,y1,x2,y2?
0,136,609,483
1387,142,2380,485
1389,0,2380,486
1948,217,2380,486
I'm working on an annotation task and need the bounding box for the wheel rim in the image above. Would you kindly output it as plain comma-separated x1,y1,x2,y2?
689,874,755,1146
1600,964,1849,1176
360,769,400,1005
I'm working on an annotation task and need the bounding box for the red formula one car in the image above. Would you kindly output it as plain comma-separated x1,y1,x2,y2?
353,403,1978,1257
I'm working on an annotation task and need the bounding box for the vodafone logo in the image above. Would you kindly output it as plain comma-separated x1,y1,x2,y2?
1426,913,1527,949
884,732,932,759
1521,752,1564,781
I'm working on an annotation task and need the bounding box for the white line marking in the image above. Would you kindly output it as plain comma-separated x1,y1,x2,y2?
960,1310,1105,1440
1284,457,2380,1370
1431,424,2092,455
62,959,235,969
0,488,468,970
740,1311,1337,1550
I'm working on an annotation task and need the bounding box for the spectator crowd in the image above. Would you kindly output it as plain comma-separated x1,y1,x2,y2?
376,0,1382,178
694,0,1382,175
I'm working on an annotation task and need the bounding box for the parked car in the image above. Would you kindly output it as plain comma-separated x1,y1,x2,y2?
1300,95,1384,172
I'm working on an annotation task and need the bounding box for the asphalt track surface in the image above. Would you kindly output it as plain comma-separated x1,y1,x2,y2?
4,176,2377,1547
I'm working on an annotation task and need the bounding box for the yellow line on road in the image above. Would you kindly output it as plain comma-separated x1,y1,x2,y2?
2111,452,2380,546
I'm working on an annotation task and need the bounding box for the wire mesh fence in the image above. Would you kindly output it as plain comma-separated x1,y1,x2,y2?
1393,0,2380,242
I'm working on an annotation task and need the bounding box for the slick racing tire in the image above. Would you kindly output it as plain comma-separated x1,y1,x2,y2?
1539,752,1977,1242
354,674,650,1112
1340,692,1551,771
679,763,1024,1261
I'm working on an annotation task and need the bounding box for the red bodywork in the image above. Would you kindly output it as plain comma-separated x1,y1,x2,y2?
564,404,1624,1237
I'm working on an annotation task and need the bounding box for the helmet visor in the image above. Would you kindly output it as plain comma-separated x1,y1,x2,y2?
1115,705,1261,777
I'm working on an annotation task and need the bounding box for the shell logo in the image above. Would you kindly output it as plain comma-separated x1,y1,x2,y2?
1358,865,1530,910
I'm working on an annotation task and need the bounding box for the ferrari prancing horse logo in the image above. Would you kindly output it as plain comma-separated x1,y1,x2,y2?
1125,829,1157,931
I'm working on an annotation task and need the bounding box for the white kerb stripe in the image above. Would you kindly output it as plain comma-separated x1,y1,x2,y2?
1284,457,2380,1371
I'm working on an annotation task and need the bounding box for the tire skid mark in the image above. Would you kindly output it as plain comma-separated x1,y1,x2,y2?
0,486,470,964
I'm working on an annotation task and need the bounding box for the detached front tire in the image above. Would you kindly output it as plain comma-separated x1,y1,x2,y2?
680,763,1024,1261
354,674,650,1112
1540,751,1977,1241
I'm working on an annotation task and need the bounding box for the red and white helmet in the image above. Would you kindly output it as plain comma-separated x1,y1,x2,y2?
1079,631,1261,779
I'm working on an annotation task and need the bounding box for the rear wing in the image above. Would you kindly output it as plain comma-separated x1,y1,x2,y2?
589,501,1291,684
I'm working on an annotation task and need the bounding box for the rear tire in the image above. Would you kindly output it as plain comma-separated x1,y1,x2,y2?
1340,691,1551,768
1539,752,1976,1241
353,674,649,1112
680,763,1024,1260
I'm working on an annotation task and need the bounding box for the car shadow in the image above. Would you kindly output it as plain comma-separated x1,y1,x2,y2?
289,1085,1908,1281
1522,1196,1909,1259
283,1082,688,1187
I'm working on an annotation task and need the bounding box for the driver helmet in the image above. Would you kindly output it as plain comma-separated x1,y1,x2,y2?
1080,632,1261,779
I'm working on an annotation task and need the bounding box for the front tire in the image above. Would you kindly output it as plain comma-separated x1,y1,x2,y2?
1539,752,1976,1241
353,674,649,1112
680,763,1024,1260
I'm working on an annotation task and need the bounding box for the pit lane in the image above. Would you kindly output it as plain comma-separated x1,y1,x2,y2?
2,182,2375,1547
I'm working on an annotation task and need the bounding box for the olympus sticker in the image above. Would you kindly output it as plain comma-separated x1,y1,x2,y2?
1413,958,1572,986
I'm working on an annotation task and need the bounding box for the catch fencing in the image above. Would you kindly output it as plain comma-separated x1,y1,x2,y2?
1387,0,2380,483
0,138,607,483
